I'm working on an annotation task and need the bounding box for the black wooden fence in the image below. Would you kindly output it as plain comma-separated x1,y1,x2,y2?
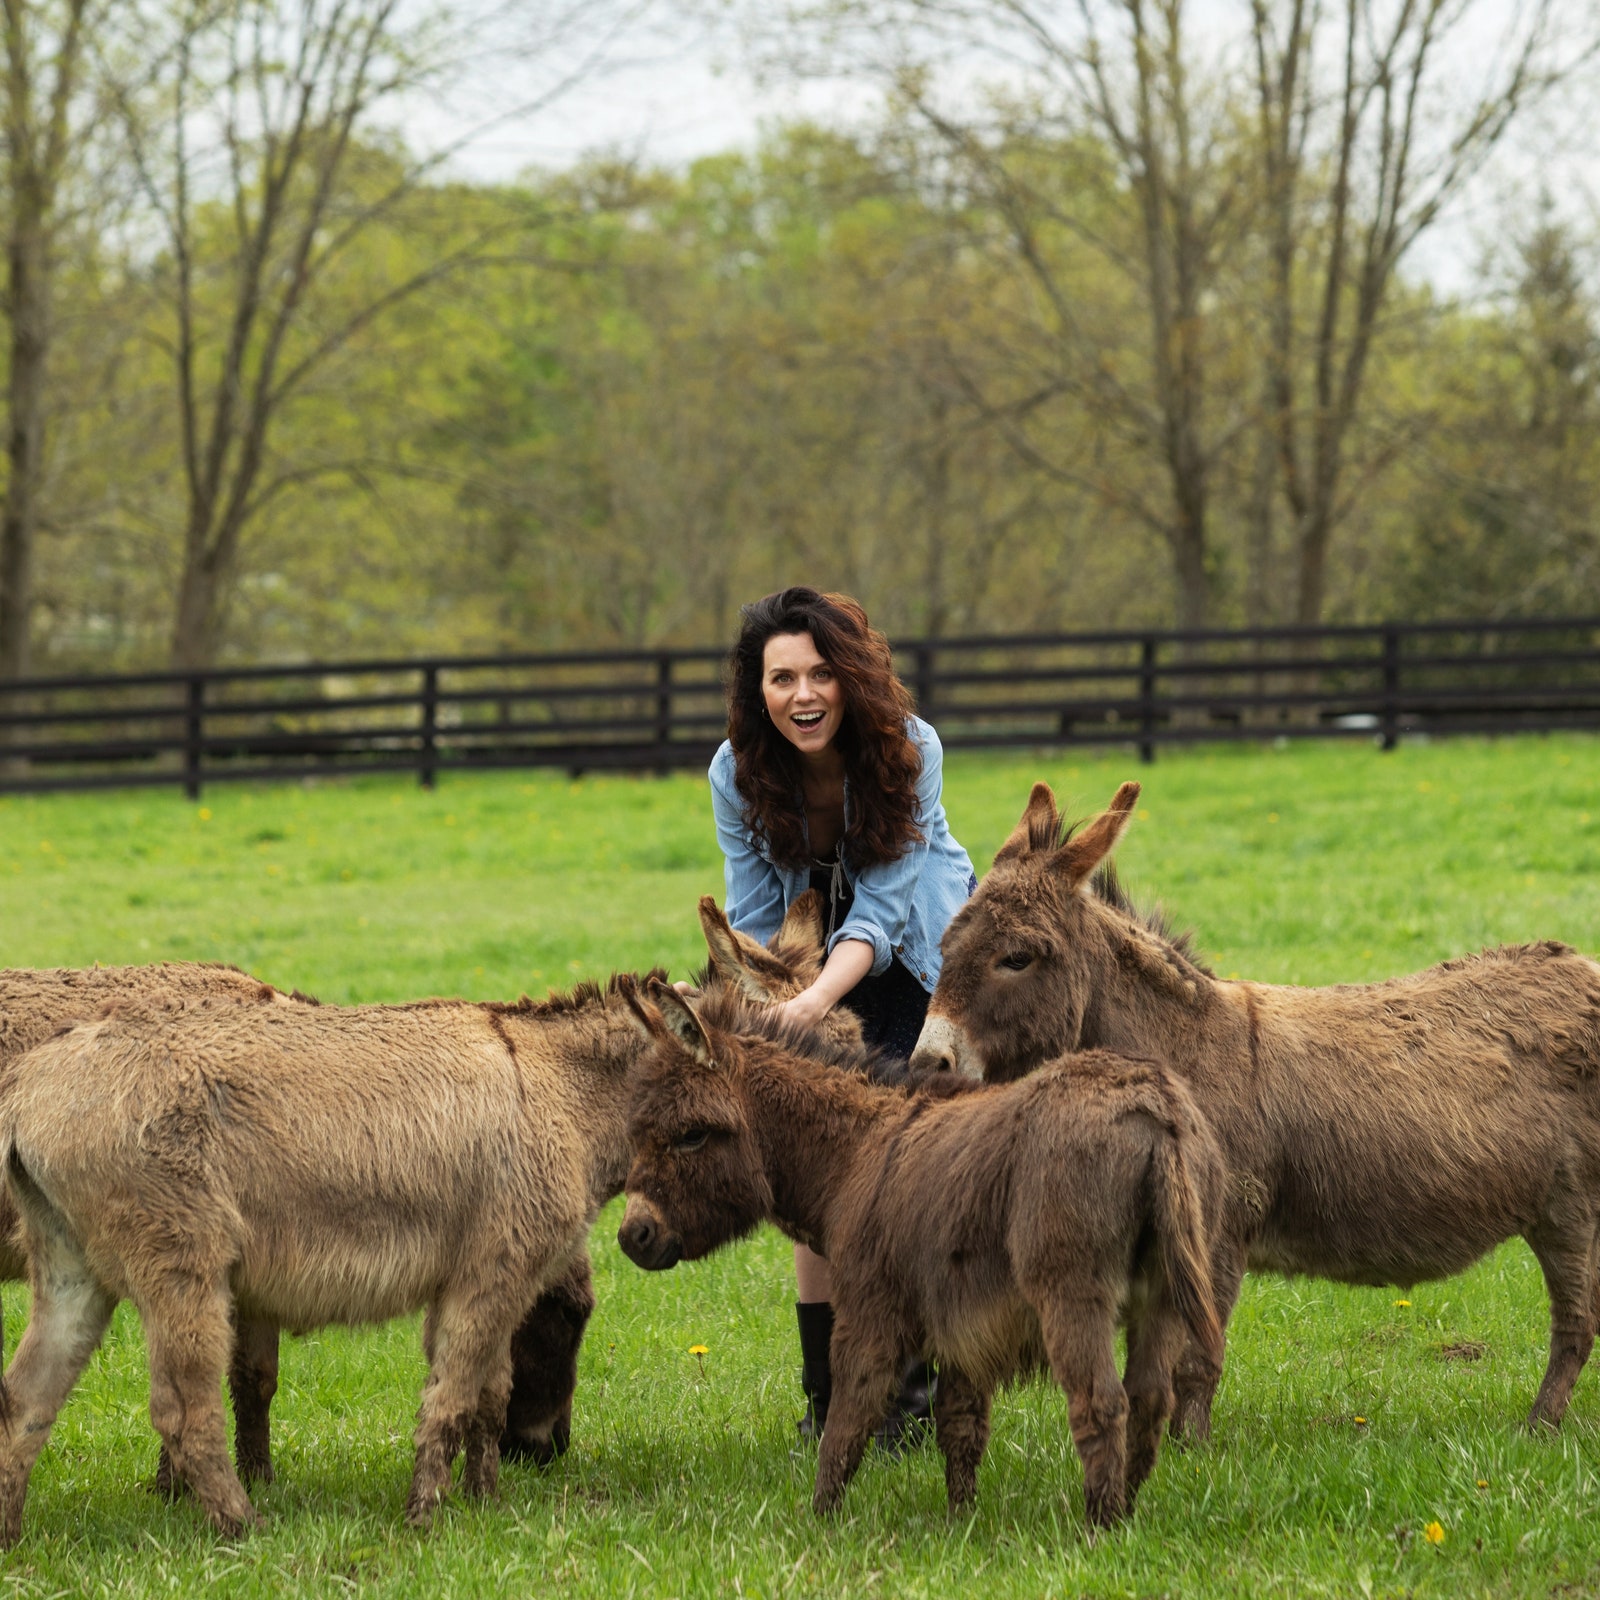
3,616,1600,797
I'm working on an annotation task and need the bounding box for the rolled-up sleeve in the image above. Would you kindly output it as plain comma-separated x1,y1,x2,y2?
829,723,943,976
709,747,786,943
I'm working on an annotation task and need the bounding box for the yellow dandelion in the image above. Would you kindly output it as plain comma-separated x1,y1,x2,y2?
198,807,212,821
1424,1521,1445,1545
1476,1479,1489,1489
1393,1299,1411,1307
688,1343,709,1377
1354,1416,1367,1426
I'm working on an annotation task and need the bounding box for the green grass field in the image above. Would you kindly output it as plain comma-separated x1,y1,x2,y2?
1,735,1599,1597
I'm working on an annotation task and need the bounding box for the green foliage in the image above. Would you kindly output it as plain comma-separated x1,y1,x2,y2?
1,738,1600,1594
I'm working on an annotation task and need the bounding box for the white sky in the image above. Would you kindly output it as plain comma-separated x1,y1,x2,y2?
404,1,1596,302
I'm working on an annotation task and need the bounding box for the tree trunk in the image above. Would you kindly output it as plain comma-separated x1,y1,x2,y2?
0,152,49,687
169,531,229,672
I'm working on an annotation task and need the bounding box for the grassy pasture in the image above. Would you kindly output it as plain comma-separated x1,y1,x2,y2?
0,735,1599,1596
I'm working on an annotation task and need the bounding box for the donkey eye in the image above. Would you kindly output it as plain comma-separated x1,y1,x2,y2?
674,1129,711,1153
999,951,1034,972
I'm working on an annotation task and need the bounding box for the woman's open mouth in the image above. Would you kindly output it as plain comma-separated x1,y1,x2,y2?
792,711,826,728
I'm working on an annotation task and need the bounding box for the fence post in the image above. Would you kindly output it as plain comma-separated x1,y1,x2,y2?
655,654,673,772
184,675,205,799
914,643,935,717
1139,636,1157,764
419,665,438,788
1380,627,1400,752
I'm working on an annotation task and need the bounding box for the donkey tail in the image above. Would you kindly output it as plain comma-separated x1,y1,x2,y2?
1148,1088,1225,1375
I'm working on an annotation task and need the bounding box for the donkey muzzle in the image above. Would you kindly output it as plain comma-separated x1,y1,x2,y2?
909,1013,980,1079
618,1195,682,1270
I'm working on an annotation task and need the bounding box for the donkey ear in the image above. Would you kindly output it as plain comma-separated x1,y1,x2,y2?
1052,781,1141,888
616,972,667,1042
645,976,714,1065
774,883,825,953
993,782,1059,865
776,888,825,953
697,897,778,1002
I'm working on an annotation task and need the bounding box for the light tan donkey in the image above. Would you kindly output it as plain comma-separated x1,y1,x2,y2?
0,894,838,1544
0,962,305,1488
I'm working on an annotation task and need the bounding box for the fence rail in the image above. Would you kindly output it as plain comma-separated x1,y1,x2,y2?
3,617,1600,796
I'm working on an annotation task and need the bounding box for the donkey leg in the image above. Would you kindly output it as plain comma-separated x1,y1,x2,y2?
0,1239,116,1546
1526,1219,1599,1431
406,1285,516,1527
229,1317,280,1486
932,1363,992,1513
460,1345,515,1500
1170,1238,1241,1447
140,1274,261,1538
1034,1290,1128,1530
1122,1303,1188,1509
501,1253,594,1466
813,1312,901,1516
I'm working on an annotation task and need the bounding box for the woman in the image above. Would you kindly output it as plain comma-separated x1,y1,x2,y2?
709,586,977,1445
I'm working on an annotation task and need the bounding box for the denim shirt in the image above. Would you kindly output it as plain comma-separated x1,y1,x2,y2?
708,716,977,994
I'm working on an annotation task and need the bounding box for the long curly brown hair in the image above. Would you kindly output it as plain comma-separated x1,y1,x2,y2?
726,588,924,871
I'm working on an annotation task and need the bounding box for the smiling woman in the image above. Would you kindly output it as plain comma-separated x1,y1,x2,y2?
708,586,977,1452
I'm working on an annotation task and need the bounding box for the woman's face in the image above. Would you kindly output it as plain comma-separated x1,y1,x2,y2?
761,631,845,757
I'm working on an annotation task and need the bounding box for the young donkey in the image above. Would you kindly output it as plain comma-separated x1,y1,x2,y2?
0,894,839,1545
616,978,1226,1528
0,963,594,1490
913,780,1600,1442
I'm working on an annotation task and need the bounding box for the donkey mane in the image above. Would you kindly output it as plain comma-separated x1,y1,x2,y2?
485,968,670,1020
1090,862,1215,979
693,990,902,1085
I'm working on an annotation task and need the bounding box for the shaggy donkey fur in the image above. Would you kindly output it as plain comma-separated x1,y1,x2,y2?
0,963,596,1490
913,780,1600,1442
0,981,648,1542
616,979,1226,1528
0,962,300,1489
0,894,838,1544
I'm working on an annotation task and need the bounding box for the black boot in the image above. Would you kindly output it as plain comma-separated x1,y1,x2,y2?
874,1359,937,1457
795,1301,834,1442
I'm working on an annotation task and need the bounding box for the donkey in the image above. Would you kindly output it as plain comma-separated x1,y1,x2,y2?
0,977,662,1543
0,963,595,1491
911,779,1600,1443
1,962,304,1490
0,893,838,1544
616,978,1226,1528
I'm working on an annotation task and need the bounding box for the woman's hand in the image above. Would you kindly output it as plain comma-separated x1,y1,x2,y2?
777,988,833,1034
775,939,874,1034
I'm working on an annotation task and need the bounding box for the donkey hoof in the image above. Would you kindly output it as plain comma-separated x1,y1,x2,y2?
404,1489,444,1529
209,1503,264,1539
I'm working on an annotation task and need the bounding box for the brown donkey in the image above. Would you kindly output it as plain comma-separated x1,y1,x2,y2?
616,979,1226,1528
0,964,594,1490
912,780,1600,1442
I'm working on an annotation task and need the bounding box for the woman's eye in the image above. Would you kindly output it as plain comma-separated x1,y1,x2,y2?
999,952,1033,972
675,1129,710,1153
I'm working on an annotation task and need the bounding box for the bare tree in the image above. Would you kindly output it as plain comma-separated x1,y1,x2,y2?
107,0,653,670
1250,0,1582,624
0,0,98,682
765,0,1596,627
